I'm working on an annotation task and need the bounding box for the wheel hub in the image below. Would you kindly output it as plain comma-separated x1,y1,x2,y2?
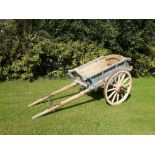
116,85,123,93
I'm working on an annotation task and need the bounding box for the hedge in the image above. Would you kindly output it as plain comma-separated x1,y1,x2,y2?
0,19,155,81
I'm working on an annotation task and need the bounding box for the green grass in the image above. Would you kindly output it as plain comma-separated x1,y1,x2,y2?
0,78,155,135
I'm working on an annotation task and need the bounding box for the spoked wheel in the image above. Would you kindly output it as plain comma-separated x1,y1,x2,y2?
104,70,132,105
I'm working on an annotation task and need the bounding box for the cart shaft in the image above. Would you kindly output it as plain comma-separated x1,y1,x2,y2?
32,88,91,119
28,82,77,107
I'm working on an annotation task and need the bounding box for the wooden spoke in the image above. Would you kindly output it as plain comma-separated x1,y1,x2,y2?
120,73,126,84
116,93,119,102
107,88,116,92
108,90,116,99
120,93,124,99
122,77,129,85
123,83,130,87
122,88,128,93
111,92,117,103
104,70,132,105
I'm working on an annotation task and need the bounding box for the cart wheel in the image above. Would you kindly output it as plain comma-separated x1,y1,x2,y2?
104,70,132,105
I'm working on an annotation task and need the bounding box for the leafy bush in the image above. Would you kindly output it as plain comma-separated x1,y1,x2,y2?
1,54,40,80
131,53,155,76
0,19,155,81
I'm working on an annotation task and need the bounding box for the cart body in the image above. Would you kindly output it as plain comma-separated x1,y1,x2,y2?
68,54,132,90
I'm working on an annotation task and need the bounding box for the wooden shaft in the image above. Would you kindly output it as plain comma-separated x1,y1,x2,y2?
32,88,91,119
28,82,77,107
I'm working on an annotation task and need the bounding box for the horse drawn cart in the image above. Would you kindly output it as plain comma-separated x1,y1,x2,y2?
28,54,132,119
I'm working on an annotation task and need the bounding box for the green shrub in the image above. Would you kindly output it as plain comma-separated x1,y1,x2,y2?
0,19,155,81
2,54,40,80
131,53,155,77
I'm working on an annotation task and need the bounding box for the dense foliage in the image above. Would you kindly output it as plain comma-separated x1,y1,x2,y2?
0,19,155,81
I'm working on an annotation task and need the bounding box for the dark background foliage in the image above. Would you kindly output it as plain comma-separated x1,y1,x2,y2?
0,19,155,81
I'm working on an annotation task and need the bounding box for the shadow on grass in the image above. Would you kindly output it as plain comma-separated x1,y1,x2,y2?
88,88,104,100
41,88,103,105
58,98,95,112
54,88,131,112
127,94,131,100
39,88,131,118
42,88,104,117
41,92,79,104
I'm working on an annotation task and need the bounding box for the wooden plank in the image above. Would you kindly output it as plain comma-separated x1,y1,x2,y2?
74,54,125,78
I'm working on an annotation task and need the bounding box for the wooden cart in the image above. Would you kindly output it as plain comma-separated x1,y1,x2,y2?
28,54,132,119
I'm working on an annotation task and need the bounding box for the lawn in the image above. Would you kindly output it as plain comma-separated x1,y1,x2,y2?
0,78,155,135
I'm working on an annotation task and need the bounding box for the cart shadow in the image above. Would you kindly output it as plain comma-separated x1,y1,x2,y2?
42,88,131,117
41,88,103,105
41,92,79,104
54,88,131,113
88,88,131,101
48,88,104,114
127,94,131,100
58,98,95,112
88,88,104,100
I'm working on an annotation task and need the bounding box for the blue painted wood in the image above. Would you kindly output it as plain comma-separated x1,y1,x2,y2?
68,55,132,90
